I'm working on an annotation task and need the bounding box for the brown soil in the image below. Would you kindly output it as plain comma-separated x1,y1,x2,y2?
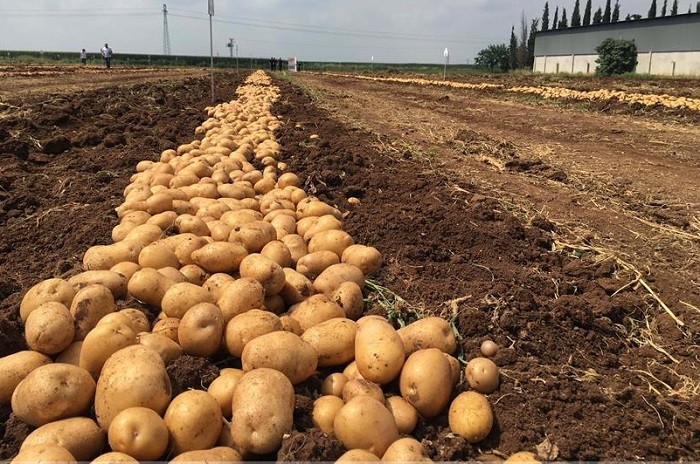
1,66,698,461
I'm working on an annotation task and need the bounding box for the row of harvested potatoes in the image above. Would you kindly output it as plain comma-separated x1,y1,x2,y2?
2,70,536,463
331,72,700,112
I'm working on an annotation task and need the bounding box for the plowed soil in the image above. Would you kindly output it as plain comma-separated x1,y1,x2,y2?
1,66,699,461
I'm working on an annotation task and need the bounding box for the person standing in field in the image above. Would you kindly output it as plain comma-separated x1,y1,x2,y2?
80,49,87,65
101,43,113,69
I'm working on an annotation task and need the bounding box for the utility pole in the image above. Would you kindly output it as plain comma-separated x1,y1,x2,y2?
208,0,214,102
227,38,234,58
162,4,171,55
443,47,449,79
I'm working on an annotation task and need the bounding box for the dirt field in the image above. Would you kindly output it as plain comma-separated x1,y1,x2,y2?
1,66,698,460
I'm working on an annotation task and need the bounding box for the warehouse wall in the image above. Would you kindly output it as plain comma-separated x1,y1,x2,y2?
533,51,700,76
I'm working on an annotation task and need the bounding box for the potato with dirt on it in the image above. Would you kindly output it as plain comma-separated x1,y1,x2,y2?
239,253,286,296
178,303,225,357
56,342,83,365
333,396,398,458
321,372,349,398
296,199,342,220
20,278,76,322
504,451,541,463
331,281,365,320
302,317,357,367
164,390,223,454
25,302,75,355
83,241,144,271
137,243,180,269
386,396,419,434
202,273,236,300
70,284,116,340
465,357,500,394
12,363,96,426
314,263,366,295
225,309,282,357
400,348,453,418
280,233,308,264
207,368,245,418
231,368,295,455
107,406,169,461
448,391,493,443
79,322,136,379
127,268,175,307
91,452,139,463
69,270,128,299
0,351,52,406
381,437,432,462
397,316,457,355
342,244,383,276
179,264,207,285
296,250,340,279
217,277,265,322
161,281,216,319
308,229,355,258
342,378,384,404
229,220,277,252
355,318,405,385
170,447,243,463
137,332,182,363
288,294,345,331
118,308,149,333
21,417,104,461
11,444,76,464
312,395,345,433
336,449,380,462
241,331,317,385
261,240,293,268
191,241,248,273
152,317,180,342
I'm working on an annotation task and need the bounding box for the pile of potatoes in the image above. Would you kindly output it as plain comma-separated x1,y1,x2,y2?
1,70,538,463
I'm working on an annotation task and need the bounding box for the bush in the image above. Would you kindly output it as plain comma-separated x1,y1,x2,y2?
595,38,637,76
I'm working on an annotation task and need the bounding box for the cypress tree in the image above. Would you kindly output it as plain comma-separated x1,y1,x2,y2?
526,18,540,67
560,7,569,27
612,0,621,21
603,0,612,22
509,26,518,70
648,0,657,17
542,2,550,30
572,0,582,25
670,0,678,14
552,6,559,29
593,7,603,23
661,0,668,15
583,0,593,25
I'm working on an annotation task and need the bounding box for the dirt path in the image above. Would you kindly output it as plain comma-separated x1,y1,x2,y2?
294,73,700,331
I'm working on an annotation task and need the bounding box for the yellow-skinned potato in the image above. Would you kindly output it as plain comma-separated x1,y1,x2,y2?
263,293,285,314
108,407,168,460
381,437,432,462
279,267,314,305
296,250,340,279
25,302,75,355
11,444,76,464
12,363,95,426
301,317,357,367
444,353,461,386
138,332,182,363
342,244,383,276
121,223,164,247
118,308,150,333
386,396,419,434
241,331,317,384
207,368,244,418
83,241,144,271
302,214,343,241
92,452,139,463
165,390,223,455
355,319,405,385
288,294,345,332
161,282,216,319
280,314,303,335
448,391,493,443
95,345,172,431
399,348,453,418
152,317,180,342
465,357,500,394
137,243,180,269
270,214,296,239
178,303,225,357
79,322,136,379
175,214,210,236
308,229,355,259
239,253,285,296
191,241,248,273
314,263,365,295
56,342,83,365
20,278,76,322
331,281,365,320
260,240,293,268
127,268,175,307
225,309,282,357
147,210,177,230
157,266,187,284
231,368,295,455
505,451,541,463
170,447,243,463
202,273,236,301
280,234,308,265
333,396,398,458
397,317,457,355
342,378,385,404
173,235,209,265
69,270,128,299
336,449,380,462
22,417,104,461
229,221,277,253
312,395,345,433
179,264,207,285
343,360,364,380
321,372,349,397
0,350,52,406
217,277,265,322
277,172,299,188
70,284,116,340
296,200,342,220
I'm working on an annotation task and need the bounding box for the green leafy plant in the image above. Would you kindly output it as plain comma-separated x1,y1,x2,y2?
595,38,638,76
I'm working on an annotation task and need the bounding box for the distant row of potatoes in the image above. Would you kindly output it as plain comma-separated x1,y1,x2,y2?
1,71,539,463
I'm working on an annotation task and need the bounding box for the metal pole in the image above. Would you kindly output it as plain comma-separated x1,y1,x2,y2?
209,0,214,103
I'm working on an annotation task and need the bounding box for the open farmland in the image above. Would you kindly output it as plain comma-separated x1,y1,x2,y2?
0,65,699,461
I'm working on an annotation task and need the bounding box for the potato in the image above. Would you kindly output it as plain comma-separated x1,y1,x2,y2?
178,303,225,357
319,373,347,398
25,302,75,355
147,210,178,230
202,273,236,300
207,369,244,418
277,172,299,188
302,214,343,241
263,293,286,314
308,229,355,258
174,235,209,265
448,391,493,443
355,319,405,385
342,378,384,404
229,221,277,252
331,281,365,320
69,270,128,299
342,245,383,276
382,437,432,462
239,253,285,296
161,282,216,319
95,345,172,430
175,214,209,236
80,322,137,378
481,340,499,357
170,447,243,463
231,368,294,454
312,395,345,433
165,390,223,454
397,317,457,355
260,240,293,267
314,263,365,295
11,444,76,464
336,449,380,462
217,277,265,322
22,417,104,461
225,309,282,357
191,242,248,273
83,241,144,271
280,314,303,335
156,266,186,283
119,308,150,333
333,396,398,457
152,317,180,342
20,278,75,322
280,234,308,264
180,264,207,285
278,268,314,305
241,331,317,384
127,268,175,307
70,284,116,340
0,351,52,405
296,250,340,279
296,200,341,220
92,452,139,463
399,348,452,418
386,396,419,434
445,353,461,386
12,364,95,426
288,294,345,331
343,360,364,380
465,357,500,394
302,317,357,367
56,342,83,365
107,407,169,461
505,452,541,463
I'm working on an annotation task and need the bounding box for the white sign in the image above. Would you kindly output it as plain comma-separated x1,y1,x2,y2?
288,56,297,72
371,55,374,62
208,0,214,15
444,47,449,58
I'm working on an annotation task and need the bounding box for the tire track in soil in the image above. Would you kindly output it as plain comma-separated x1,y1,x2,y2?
271,76,699,461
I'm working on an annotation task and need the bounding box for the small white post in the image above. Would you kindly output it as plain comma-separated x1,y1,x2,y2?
443,47,449,79
648,50,653,74
208,0,215,102
571,54,575,73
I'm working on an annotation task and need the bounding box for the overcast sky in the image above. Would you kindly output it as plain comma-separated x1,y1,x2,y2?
0,0,688,63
